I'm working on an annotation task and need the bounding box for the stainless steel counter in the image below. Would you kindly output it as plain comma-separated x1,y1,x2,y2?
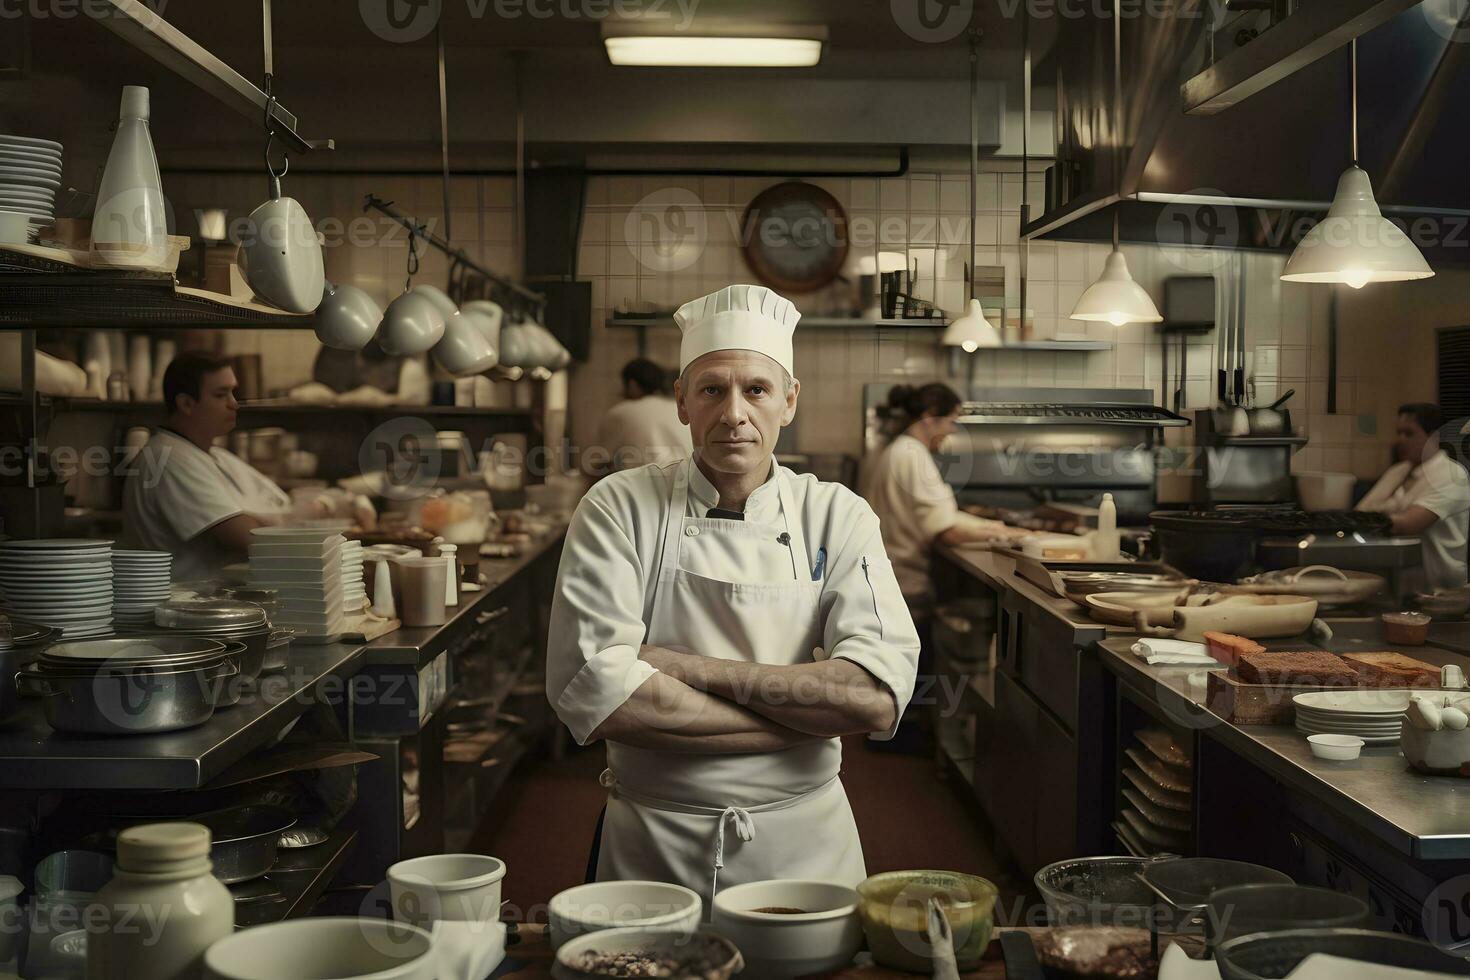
1098,636,1470,860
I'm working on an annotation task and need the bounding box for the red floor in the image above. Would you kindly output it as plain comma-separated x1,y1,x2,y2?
470,734,1019,923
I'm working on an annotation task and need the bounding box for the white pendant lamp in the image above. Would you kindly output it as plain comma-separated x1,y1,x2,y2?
1070,213,1162,326
943,299,1003,352
1281,40,1433,288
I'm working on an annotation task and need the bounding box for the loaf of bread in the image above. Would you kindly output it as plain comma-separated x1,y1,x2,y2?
1236,650,1360,686
1340,652,1440,688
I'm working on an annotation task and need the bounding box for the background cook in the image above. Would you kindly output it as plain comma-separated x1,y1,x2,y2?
122,351,291,580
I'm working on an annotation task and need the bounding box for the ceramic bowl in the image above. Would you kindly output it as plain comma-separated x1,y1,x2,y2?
1401,719,1470,774
712,880,863,978
432,309,498,376
387,853,506,927
547,880,702,950
377,291,447,355
1307,734,1364,761
316,282,382,350
552,928,742,980
203,917,436,979
238,195,324,314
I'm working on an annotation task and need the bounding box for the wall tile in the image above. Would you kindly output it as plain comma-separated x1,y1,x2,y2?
879,179,907,211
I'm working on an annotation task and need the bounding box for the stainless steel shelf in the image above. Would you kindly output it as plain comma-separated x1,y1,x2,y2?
0,642,367,790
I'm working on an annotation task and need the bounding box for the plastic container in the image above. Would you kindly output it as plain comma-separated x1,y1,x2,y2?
87,822,234,980
855,870,997,973
387,853,506,928
91,86,168,270
1092,493,1121,561
1203,885,1369,949
1034,856,1160,930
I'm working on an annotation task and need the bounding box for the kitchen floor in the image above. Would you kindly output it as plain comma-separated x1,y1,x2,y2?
470,735,1021,921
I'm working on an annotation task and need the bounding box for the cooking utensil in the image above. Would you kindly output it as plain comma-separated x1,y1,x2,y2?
1246,389,1294,436
154,598,267,632
238,169,324,314
88,805,295,884
1214,928,1470,980
277,827,327,849
16,655,230,735
1133,593,1319,642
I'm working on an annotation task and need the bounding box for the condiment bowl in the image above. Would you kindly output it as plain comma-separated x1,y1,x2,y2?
711,879,862,978
547,880,701,950
1307,734,1364,761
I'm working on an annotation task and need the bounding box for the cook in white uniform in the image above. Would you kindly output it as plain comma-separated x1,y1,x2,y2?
585,358,693,477
123,352,290,580
863,382,1026,617
1357,402,1470,591
547,285,920,908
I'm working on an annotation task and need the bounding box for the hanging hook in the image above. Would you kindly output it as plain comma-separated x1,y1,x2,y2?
405,224,422,292
262,77,289,188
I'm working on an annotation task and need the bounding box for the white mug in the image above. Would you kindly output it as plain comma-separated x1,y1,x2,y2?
316,282,382,351
239,176,324,314
378,292,446,356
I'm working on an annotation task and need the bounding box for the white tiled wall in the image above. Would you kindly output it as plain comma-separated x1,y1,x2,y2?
162,165,1443,477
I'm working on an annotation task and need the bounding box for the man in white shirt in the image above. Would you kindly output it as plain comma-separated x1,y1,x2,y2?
547,285,920,905
1357,402,1470,591
123,352,290,580
585,358,693,477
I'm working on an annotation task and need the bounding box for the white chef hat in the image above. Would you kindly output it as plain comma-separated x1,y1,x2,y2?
673,284,801,376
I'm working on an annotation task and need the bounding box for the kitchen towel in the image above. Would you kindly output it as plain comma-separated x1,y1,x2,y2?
1130,638,1218,666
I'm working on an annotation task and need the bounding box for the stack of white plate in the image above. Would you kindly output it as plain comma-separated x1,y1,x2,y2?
0,539,113,637
0,135,63,246
111,550,173,626
340,539,366,611
247,528,347,643
1293,690,1411,746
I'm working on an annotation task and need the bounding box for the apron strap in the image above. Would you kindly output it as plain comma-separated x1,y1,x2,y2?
711,806,756,909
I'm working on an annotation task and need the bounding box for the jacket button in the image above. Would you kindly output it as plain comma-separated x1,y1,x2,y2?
685,526,700,537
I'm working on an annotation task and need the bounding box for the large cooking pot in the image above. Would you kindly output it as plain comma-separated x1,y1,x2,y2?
0,616,58,723
154,598,274,682
17,638,235,735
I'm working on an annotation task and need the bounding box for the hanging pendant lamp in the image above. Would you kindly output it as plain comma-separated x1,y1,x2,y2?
1070,212,1162,326
943,29,1003,353
1281,39,1433,288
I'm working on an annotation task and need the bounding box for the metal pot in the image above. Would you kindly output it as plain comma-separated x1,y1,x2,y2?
39,635,229,670
84,804,297,884
154,625,269,684
1149,511,1260,582
1246,389,1295,436
154,597,268,632
16,654,233,735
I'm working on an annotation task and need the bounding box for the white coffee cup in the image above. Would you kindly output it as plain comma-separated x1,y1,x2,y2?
432,308,498,376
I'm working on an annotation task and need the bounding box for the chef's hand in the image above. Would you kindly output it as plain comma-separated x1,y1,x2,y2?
638,644,695,682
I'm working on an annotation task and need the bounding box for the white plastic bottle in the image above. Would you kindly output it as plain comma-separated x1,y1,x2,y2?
1092,492,1121,561
87,823,234,980
91,86,168,269
441,542,459,607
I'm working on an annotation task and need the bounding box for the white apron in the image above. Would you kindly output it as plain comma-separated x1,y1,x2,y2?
595,460,867,912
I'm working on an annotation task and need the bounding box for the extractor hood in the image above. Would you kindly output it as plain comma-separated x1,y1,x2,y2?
1024,0,1470,264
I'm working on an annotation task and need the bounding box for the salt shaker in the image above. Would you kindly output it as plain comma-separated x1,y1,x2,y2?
440,544,459,608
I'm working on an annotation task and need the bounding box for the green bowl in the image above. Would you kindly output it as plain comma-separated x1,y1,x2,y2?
855,870,998,973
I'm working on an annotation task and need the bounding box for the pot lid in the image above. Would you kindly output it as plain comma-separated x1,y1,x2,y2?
40,635,228,668
154,597,268,631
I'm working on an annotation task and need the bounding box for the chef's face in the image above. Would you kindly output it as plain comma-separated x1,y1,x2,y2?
676,350,798,477
921,410,960,452
178,366,241,439
1394,413,1431,464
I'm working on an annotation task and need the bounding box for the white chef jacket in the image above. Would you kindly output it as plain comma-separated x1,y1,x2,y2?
863,433,961,602
122,428,291,581
590,395,693,473
547,457,921,749
1359,450,1470,590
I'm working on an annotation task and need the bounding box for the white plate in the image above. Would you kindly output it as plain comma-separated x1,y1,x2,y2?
1291,690,1425,715
0,154,61,170
0,190,57,205
0,204,50,217
0,538,112,551
0,135,63,151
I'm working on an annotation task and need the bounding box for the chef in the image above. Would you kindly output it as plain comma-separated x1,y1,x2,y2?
1357,402,1470,591
547,284,920,906
585,358,693,477
123,351,290,580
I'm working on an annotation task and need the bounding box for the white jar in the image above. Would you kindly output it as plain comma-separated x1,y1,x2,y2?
87,822,234,980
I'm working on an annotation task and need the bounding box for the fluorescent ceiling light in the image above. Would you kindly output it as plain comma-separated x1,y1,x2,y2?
604,36,823,68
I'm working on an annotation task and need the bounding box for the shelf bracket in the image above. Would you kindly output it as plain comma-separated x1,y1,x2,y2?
93,0,332,154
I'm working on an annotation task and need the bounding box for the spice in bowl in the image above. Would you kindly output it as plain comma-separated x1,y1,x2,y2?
749,907,807,914
1382,611,1431,646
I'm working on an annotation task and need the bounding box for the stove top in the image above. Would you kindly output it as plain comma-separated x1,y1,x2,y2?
1155,508,1393,536
958,402,1190,427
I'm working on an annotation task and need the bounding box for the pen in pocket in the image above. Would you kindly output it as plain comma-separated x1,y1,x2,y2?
812,546,827,581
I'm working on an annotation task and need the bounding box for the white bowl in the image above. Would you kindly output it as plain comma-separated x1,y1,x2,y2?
553,927,742,980
203,917,436,979
548,880,702,951
1307,734,1364,761
711,880,863,978
1400,720,1470,774
388,853,506,927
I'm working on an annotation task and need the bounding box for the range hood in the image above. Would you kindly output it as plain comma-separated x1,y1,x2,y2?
1024,0,1470,264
